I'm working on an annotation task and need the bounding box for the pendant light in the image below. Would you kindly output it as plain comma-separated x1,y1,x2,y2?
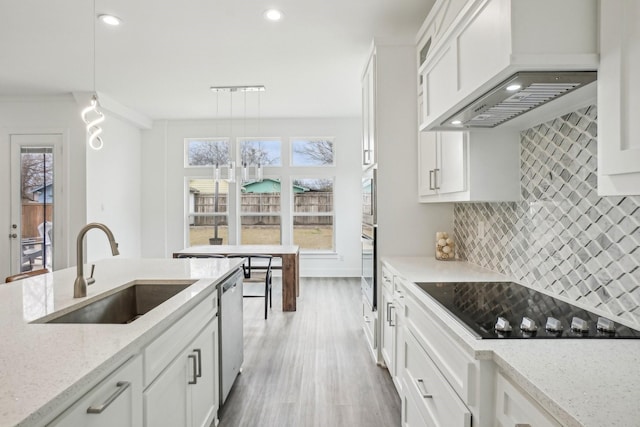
81,0,105,150
212,91,235,183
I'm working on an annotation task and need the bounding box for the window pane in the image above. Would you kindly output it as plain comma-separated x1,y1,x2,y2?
293,216,333,250
293,179,333,213
189,216,229,245
292,139,334,166
186,138,230,166
241,216,281,244
239,138,281,166
188,178,229,245
241,179,281,213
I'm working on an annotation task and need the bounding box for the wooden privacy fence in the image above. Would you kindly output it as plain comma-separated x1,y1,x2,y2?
192,192,333,226
22,203,53,238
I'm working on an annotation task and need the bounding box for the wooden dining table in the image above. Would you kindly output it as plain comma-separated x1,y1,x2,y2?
173,245,300,311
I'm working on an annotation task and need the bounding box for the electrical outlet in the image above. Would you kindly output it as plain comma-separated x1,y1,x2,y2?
478,221,485,239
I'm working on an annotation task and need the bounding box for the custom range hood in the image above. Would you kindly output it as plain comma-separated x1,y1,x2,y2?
441,71,597,129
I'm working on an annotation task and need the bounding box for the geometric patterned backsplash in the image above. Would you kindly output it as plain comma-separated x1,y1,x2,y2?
454,105,640,330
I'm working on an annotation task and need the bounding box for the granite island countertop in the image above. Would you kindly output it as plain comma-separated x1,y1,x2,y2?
383,256,640,427
0,257,242,427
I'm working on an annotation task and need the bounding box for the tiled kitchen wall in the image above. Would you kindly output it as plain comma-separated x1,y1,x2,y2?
454,105,640,328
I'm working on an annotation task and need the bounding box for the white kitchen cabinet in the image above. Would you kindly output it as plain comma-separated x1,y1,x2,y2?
361,51,376,166
49,355,143,427
495,371,561,427
392,277,406,395
418,130,520,202
361,291,377,360
144,319,218,427
598,1,640,196
380,280,394,370
417,0,598,131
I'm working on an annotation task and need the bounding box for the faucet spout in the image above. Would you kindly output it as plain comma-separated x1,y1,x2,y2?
73,223,120,298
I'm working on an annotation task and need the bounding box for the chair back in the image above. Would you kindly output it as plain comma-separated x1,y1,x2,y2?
227,254,272,280
5,268,49,283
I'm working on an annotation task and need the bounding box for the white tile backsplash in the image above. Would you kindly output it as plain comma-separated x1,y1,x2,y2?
454,105,640,329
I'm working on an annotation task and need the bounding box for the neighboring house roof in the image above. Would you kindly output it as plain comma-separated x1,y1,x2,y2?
189,179,230,194
241,178,307,193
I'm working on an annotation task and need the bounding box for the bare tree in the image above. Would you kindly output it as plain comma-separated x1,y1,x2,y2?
293,178,333,192
293,139,333,165
188,140,230,165
21,153,53,200
241,141,279,165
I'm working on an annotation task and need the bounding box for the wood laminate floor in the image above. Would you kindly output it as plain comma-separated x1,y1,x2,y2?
218,277,401,427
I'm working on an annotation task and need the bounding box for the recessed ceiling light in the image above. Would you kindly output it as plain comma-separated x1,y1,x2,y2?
451,120,462,125
98,14,122,26
506,84,522,91
264,9,283,21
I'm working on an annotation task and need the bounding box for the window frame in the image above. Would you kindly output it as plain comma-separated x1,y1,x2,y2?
291,176,336,252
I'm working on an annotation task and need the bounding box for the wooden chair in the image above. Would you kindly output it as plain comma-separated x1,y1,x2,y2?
227,254,273,319
5,268,49,283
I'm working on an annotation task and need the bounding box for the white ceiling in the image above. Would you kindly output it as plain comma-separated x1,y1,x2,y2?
0,0,434,121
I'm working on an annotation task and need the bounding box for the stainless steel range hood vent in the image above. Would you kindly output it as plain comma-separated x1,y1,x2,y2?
441,71,597,129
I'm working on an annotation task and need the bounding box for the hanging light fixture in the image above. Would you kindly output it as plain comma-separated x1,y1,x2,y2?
210,85,265,183
212,91,235,183
81,0,105,150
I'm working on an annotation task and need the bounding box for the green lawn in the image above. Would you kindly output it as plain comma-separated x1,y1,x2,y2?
189,225,333,249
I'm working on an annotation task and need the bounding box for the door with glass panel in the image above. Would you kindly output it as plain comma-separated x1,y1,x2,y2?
9,134,62,275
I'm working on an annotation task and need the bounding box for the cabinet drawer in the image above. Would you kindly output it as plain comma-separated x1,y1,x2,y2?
403,328,471,427
404,292,475,402
49,355,143,427
495,372,561,427
402,380,428,427
144,289,216,387
362,293,376,353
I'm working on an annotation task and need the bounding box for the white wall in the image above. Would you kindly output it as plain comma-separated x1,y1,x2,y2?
0,95,86,278
141,117,363,276
86,110,143,262
0,94,144,279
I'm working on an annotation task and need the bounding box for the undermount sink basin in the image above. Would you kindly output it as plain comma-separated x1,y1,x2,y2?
40,281,197,324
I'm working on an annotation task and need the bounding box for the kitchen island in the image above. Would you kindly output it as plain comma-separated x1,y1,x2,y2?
0,257,242,427
383,256,640,427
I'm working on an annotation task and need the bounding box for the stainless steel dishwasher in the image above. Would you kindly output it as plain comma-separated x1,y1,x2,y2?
219,268,244,406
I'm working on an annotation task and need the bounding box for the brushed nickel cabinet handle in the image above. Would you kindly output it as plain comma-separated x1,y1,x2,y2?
193,349,202,378
86,381,131,414
416,378,432,399
188,354,198,384
429,169,435,190
433,168,440,189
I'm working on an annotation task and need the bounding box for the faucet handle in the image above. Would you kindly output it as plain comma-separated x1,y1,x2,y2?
87,264,96,285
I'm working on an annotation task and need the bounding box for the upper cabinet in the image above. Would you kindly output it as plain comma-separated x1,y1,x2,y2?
416,0,598,131
598,1,640,196
418,130,520,203
362,52,376,167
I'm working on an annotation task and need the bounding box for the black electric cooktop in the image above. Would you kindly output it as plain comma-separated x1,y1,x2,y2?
415,281,640,339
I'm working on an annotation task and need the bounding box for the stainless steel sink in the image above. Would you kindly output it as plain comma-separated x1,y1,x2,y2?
40,281,197,324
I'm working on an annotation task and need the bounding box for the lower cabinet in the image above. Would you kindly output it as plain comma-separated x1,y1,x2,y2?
49,355,143,427
494,371,561,427
362,292,376,360
144,319,218,427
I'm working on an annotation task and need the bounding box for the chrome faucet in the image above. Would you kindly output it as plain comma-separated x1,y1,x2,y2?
73,223,120,298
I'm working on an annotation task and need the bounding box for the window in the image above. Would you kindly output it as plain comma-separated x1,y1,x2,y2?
292,178,334,250
239,138,281,166
185,138,230,167
188,178,229,245
240,177,281,244
292,138,334,166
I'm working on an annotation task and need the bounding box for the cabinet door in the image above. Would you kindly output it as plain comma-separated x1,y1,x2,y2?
418,132,438,196
144,348,190,427
50,356,143,427
437,132,466,195
191,320,218,427
362,53,376,166
380,286,394,369
598,1,640,195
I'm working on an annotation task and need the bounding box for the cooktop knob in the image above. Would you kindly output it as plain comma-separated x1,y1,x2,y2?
495,317,512,333
520,317,537,332
545,317,563,332
571,317,589,333
597,317,616,334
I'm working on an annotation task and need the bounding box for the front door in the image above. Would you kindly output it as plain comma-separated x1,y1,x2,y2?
9,134,63,275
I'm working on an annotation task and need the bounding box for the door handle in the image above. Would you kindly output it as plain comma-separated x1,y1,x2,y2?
86,381,131,414
188,354,198,384
9,233,17,239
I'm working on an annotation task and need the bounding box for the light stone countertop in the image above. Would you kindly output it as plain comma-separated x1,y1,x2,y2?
383,256,640,427
0,257,243,427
